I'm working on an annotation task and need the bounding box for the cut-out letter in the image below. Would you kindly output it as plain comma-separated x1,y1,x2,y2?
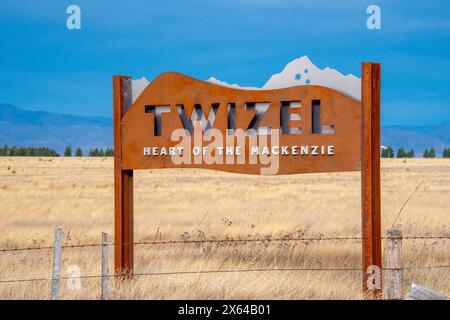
177,103,220,135
245,102,271,135
281,101,302,135
145,105,171,136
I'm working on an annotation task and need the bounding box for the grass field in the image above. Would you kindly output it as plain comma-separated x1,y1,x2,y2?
0,157,449,299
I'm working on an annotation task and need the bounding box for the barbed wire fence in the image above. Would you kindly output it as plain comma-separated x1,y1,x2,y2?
1,235,449,253
0,229,449,299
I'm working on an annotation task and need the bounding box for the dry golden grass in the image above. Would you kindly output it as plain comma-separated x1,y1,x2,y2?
0,157,449,299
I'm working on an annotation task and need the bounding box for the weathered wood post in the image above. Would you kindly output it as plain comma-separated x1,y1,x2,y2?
361,62,382,299
101,232,109,300
50,227,63,300
113,75,134,277
385,229,402,299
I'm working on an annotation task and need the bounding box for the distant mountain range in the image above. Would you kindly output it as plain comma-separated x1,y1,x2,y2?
0,103,112,154
1,103,449,156
382,122,450,155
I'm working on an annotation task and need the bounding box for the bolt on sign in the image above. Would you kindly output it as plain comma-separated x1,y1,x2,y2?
113,62,382,299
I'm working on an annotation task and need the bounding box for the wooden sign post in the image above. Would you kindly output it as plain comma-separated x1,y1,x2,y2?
113,62,382,298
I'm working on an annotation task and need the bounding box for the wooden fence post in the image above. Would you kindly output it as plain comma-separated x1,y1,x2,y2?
385,229,402,299
101,232,109,300
50,227,63,300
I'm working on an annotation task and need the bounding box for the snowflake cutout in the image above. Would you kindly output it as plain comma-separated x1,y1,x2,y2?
294,73,302,81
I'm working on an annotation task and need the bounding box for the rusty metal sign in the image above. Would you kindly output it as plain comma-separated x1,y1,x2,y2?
113,63,382,299
121,72,361,175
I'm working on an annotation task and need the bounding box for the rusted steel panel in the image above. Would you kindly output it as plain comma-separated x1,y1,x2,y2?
121,72,361,175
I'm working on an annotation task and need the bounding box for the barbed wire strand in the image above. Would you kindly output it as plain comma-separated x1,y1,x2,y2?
0,264,449,284
1,235,449,253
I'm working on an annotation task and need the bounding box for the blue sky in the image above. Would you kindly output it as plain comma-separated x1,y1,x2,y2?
0,0,449,125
